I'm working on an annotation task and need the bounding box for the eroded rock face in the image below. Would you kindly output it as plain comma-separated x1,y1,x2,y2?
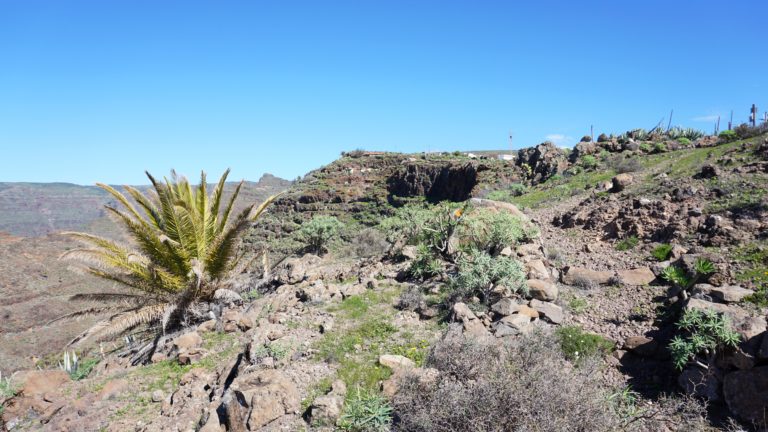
387,162,479,202
229,370,300,430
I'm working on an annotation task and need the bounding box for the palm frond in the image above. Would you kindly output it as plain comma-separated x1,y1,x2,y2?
68,304,168,346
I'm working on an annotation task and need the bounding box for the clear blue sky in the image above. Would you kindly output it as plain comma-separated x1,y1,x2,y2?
1,0,766,185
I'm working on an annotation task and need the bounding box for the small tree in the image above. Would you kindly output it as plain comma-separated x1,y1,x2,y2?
57,170,279,357
297,215,344,255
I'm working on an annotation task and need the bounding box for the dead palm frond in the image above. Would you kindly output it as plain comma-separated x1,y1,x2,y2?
58,169,279,348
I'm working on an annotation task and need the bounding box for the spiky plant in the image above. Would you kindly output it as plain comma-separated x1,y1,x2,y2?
57,169,278,349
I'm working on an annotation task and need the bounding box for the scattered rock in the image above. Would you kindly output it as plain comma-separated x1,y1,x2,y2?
610,174,633,192
529,299,563,324
527,279,558,301
175,331,203,351
309,380,347,426
623,336,658,357
232,370,300,430
490,298,524,316
379,354,415,370
709,285,753,303
151,389,165,403
452,302,489,336
695,164,721,179
525,259,550,281
493,314,532,337
97,378,129,401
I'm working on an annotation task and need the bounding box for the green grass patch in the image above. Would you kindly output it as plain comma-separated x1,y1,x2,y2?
390,339,430,366
508,169,617,209
567,296,588,314
301,376,334,413
734,242,768,307
651,244,673,261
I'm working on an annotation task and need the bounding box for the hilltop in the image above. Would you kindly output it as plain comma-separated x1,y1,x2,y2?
2,127,768,431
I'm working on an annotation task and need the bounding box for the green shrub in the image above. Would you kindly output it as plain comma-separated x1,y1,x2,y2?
718,130,738,142
378,204,432,245
662,258,715,291
580,155,598,170
661,265,691,288
409,244,443,280
677,137,691,146
70,357,99,381
669,309,740,370
556,325,614,364
651,244,673,261
653,142,667,153
339,389,393,432
298,215,345,254
638,143,652,153
457,209,537,254
615,236,639,251
448,251,526,304
0,372,17,399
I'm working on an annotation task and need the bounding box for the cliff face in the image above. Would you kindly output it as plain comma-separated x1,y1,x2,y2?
386,162,479,203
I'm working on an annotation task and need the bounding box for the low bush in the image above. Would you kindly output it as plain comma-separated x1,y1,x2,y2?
457,209,537,255
298,215,345,255
556,325,614,364
651,244,673,261
409,245,443,280
392,329,622,431
606,155,642,173
339,389,392,432
669,309,740,370
638,143,652,153
615,236,639,251
580,155,598,170
486,183,528,202
448,251,526,304
348,227,390,258
397,286,425,311
718,129,738,142
653,142,667,153
677,137,691,146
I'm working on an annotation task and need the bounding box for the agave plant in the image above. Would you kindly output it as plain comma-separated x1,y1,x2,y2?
57,170,278,352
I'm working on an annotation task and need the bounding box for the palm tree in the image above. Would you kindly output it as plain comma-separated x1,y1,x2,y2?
57,169,278,355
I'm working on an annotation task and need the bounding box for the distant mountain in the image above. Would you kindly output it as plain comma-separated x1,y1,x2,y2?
0,174,292,238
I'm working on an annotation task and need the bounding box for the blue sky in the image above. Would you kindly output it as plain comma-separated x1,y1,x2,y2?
1,0,766,185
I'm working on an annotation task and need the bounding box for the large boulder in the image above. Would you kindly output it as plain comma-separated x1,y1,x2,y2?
526,279,558,301
529,299,563,324
723,366,768,426
229,370,300,430
562,267,613,287
309,380,347,427
452,302,489,337
616,268,655,286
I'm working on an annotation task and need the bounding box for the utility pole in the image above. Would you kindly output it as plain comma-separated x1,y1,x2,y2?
715,116,720,135
590,125,594,141
750,104,758,127
728,110,733,130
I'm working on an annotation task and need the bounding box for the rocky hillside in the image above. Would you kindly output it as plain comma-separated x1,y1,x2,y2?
0,174,291,374
2,129,768,431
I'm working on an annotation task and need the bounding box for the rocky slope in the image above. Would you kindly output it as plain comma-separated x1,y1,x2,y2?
0,174,291,374
2,131,768,431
